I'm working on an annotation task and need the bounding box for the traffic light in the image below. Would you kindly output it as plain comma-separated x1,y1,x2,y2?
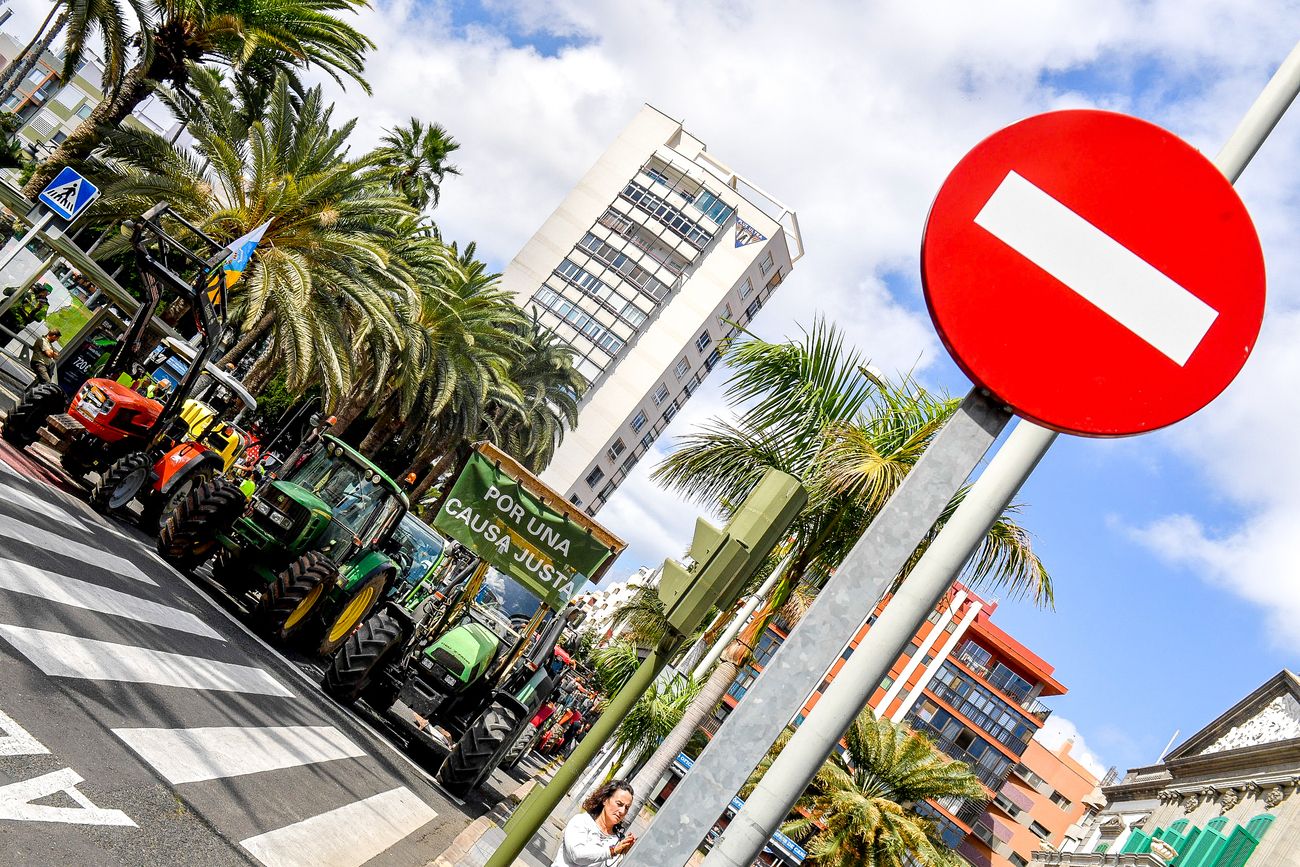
658,469,806,635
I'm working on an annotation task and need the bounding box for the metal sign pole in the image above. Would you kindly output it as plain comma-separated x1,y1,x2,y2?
623,389,1011,867
696,37,1300,867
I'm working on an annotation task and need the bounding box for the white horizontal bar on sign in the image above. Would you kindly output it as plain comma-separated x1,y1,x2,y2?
113,725,367,784
974,170,1219,366
239,787,437,867
0,625,292,697
0,513,156,585
0,556,222,640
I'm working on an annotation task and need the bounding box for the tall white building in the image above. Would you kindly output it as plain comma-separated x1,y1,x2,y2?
501,105,803,515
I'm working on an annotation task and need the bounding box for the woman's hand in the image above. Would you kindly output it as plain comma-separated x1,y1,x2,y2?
611,835,635,856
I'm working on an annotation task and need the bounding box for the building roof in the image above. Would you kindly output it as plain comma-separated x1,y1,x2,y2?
967,610,1067,697
1162,669,1300,762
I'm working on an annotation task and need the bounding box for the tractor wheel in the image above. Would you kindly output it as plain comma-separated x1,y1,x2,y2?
145,469,214,532
318,571,391,656
61,432,111,479
2,383,63,447
259,551,337,643
501,723,540,769
89,452,152,514
157,477,245,572
322,609,406,707
437,701,524,795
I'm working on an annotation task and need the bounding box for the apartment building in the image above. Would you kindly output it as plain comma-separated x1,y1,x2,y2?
500,104,803,514
661,583,1099,866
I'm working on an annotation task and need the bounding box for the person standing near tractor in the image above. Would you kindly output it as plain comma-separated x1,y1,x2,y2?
28,326,60,384
1,283,52,336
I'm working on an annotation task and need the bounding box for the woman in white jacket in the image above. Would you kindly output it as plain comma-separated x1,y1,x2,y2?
552,780,636,866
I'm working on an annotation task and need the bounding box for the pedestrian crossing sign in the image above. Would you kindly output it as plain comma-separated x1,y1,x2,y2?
37,166,100,222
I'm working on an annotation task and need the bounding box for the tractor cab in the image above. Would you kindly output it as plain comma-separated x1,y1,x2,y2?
387,515,449,607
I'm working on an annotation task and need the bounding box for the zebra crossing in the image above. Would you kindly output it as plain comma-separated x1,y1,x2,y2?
0,457,448,866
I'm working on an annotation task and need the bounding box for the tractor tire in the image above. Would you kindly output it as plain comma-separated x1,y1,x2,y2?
437,701,524,795
322,609,406,706
61,432,111,479
259,551,337,643
157,477,245,572
501,723,540,769
318,571,391,656
89,451,152,514
2,383,63,447
144,469,214,532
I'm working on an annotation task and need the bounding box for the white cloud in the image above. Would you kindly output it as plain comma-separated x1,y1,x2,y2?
1034,713,1109,780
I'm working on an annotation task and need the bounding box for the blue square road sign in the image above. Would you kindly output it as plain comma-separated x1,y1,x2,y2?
37,166,100,222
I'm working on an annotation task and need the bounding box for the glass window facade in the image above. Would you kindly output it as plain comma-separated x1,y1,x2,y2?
754,631,780,666
630,410,647,432
930,662,1037,754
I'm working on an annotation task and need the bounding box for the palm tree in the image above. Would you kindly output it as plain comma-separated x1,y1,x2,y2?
371,118,462,211
89,69,419,407
24,0,373,196
622,321,1052,821
742,711,983,866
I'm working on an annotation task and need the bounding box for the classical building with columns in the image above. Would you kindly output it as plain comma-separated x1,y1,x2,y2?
1037,670,1300,866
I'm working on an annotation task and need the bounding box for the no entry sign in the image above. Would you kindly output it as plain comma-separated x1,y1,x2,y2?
921,109,1265,437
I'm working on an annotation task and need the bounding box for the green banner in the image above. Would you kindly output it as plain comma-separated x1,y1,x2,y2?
432,452,615,609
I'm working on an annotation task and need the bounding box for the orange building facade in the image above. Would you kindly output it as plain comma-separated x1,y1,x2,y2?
694,582,1101,866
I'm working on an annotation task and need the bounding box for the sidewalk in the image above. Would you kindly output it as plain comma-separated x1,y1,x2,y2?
431,753,659,867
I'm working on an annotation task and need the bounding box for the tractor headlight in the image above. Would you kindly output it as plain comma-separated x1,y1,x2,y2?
269,511,293,530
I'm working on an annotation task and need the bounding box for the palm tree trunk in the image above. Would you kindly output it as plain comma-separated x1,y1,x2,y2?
359,403,404,456
0,7,63,103
408,445,458,503
623,640,746,826
219,314,274,367
23,61,153,198
243,341,279,393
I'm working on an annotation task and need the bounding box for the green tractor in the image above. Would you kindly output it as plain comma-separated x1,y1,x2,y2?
157,432,409,654
320,442,623,794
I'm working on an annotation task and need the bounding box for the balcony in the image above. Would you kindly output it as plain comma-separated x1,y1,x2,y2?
911,719,1012,791
597,209,690,276
935,795,986,828
954,642,1054,723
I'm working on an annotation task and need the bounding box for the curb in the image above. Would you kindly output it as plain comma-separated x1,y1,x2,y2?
428,815,495,867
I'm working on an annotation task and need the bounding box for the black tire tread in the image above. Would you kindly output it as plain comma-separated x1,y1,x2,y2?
88,451,151,513
438,702,523,794
260,551,337,641
321,609,405,705
3,383,63,447
157,477,245,572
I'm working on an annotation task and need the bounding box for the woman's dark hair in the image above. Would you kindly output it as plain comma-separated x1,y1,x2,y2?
582,779,634,817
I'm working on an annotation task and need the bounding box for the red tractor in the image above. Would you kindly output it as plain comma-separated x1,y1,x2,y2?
2,203,239,520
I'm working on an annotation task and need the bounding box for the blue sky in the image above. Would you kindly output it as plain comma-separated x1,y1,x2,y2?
9,0,1297,778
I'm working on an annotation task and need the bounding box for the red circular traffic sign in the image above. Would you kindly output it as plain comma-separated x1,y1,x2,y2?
921,109,1265,437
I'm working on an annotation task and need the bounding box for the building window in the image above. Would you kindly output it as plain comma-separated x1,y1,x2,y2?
994,793,1023,818
727,665,759,701
692,190,734,225
1030,821,1051,840
51,131,67,144
23,69,45,88
695,330,711,352
585,466,605,488
673,357,691,379
816,677,831,694
640,432,654,450
607,439,626,462
76,103,93,120
621,302,648,328
1010,855,1029,867
652,383,670,405
793,714,805,727
1014,764,1048,789
704,348,722,371
630,410,647,432
840,646,854,661
879,675,894,691
753,631,780,666
902,643,917,657
745,299,761,319
569,494,583,506
1050,791,1072,810
663,400,680,422
759,252,774,275
739,277,753,298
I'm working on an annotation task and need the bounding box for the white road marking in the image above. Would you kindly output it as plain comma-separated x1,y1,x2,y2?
0,625,293,697
0,556,221,639
0,707,49,757
113,725,367,785
239,786,437,867
973,170,1220,365
0,477,80,524
0,512,156,585
0,768,136,826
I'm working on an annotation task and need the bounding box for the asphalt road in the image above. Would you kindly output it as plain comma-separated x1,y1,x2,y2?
0,437,534,866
